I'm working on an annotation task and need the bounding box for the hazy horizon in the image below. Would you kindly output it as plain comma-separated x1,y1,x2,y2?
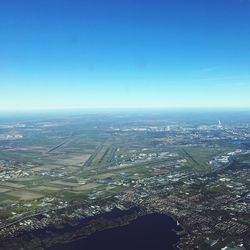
1,106,250,115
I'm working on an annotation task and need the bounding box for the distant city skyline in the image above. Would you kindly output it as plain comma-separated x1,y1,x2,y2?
0,0,250,111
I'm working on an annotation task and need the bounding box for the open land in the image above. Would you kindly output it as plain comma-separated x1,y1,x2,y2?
0,111,249,249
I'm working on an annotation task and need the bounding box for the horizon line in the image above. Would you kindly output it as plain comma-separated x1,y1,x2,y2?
1,106,250,114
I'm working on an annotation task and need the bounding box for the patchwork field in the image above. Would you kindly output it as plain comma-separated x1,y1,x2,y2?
95,173,115,179
31,165,61,172
49,180,80,187
8,190,44,201
73,183,102,191
0,182,25,188
12,177,39,182
58,154,91,166
0,187,11,193
30,186,62,192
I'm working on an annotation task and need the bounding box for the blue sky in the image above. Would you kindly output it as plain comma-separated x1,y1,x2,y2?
0,0,250,111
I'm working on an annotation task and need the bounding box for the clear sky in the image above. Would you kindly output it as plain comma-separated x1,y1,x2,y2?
0,0,250,111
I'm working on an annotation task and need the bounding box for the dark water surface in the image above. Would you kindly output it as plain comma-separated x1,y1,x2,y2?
50,213,181,250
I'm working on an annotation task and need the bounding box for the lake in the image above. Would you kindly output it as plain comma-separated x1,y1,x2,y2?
50,213,181,250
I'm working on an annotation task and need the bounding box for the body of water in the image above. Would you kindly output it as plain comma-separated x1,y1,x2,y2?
50,213,181,250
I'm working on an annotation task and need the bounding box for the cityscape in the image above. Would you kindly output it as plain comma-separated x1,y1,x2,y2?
0,111,249,249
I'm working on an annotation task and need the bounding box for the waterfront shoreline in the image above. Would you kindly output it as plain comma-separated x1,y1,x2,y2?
0,207,182,250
